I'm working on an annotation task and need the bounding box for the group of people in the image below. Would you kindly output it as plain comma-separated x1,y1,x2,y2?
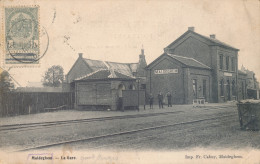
148,91,172,109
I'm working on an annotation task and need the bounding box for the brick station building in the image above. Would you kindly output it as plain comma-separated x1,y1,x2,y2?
146,53,212,104
65,27,258,108
146,27,239,104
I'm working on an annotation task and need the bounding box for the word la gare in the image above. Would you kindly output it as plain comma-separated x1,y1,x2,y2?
61,156,76,160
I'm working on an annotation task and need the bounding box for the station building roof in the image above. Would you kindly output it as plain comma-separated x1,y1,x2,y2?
146,53,211,70
75,69,135,81
83,58,138,77
168,54,211,69
165,29,239,51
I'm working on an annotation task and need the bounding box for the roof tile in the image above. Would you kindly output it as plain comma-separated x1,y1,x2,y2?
75,69,135,81
167,54,211,69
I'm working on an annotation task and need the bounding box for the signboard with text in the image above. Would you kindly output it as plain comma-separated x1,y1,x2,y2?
154,69,178,74
224,72,233,77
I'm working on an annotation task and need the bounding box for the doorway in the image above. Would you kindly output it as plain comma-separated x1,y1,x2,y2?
227,80,231,101
203,80,206,101
192,79,197,99
117,84,125,110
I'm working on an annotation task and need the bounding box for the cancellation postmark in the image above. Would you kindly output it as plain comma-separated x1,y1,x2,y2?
4,6,40,65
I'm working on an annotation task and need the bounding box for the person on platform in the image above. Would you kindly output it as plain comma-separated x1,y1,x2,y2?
158,91,164,109
167,91,172,107
148,93,154,109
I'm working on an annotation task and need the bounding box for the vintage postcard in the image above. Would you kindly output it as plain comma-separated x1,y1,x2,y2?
0,0,259,163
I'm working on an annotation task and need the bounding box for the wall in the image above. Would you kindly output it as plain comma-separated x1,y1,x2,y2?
216,46,238,102
187,68,212,103
0,92,74,117
75,79,137,110
238,73,247,101
166,34,217,102
147,56,185,104
169,36,211,68
210,46,219,102
165,32,239,103
76,81,111,107
67,58,92,83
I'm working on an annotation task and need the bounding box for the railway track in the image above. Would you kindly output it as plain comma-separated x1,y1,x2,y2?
90,116,238,150
115,117,239,150
16,113,237,152
0,111,184,132
0,105,234,132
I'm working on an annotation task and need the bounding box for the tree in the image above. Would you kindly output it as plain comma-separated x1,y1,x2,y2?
0,71,14,93
42,65,64,87
0,71,14,115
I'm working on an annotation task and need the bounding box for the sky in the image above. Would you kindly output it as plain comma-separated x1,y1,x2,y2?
0,0,259,87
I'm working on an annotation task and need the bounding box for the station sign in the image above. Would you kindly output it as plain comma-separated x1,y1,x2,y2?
224,72,232,77
154,69,178,74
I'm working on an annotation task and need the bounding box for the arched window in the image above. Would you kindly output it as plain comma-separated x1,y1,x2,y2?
129,84,135,90
118,84,125,98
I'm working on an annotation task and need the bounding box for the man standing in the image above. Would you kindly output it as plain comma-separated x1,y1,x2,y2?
158,91,163,109
148,93,154,109
167,91,172,107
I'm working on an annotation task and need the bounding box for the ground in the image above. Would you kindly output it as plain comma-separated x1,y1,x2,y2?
0,103,259,163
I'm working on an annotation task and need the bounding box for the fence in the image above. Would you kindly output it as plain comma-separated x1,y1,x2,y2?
0,92,74,117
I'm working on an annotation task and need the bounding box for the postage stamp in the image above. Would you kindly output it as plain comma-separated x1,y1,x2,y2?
4,6,40,65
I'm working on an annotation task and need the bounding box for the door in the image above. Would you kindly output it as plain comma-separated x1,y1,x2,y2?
227,80,231,101
203,80,206,101
192,79,197,99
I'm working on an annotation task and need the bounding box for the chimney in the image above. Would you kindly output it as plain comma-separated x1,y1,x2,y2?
140,45,145,59
78,53,83,58
188,27,195,31
210,34,216,39
141,48,144,56
139,49,145,61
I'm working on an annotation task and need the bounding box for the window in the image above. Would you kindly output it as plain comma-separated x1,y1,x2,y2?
231,58,235,71
203,80,206,99
118,84,125,98
141,84,146,90
129,84,135,90
232,80,236,96
220,79,224,96
192,79,197,98
226,56,229,71
219,54,223,70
